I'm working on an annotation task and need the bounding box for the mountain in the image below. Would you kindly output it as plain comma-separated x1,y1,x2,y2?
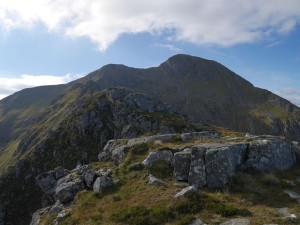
76,54,300,140
0,54,300,224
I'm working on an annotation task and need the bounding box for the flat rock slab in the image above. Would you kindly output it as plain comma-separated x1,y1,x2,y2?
219,218,250,225
148,174,167,186
174,185,197,198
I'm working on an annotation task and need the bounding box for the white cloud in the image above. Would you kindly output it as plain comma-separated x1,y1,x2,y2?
153,43,182,52
0,74,83,100
279,88,300,107
0,0,300,51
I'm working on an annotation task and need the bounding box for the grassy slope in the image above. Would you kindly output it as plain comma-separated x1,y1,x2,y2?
40,135,300,225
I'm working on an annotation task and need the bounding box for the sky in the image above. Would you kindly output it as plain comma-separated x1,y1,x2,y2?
0,0,300,106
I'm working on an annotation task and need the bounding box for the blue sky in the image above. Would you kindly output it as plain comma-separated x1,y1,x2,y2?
0,0,300,106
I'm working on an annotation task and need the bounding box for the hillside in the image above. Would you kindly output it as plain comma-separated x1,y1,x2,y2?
76,54,300,140
0,54,300,224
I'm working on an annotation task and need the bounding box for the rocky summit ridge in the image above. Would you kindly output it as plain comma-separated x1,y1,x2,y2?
0,54,300,224
29,131,300,225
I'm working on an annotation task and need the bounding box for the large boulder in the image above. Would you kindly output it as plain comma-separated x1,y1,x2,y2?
204,143,247,188
188,147,207,188
245,139,296,171
174,150,192,181
36,167,69,196
93,176,114,192
54,178,85,204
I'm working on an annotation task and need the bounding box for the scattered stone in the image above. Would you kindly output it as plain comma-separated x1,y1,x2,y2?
219,218,250,225
277,207,298,221
93,176,114,192
96,168,113,177
174,185,197,198
188,218,207,225
284,190,300,203
174,150,191,181
148,174,167,186
142,150,174,168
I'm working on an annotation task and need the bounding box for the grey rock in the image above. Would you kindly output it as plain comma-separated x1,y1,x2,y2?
96,168,113,177
84,169,96,189
284,190,300,204
219,218,250,225
245,139,295,171
188,219,207,225
188,147,207,188
53,209,70,225
93,176,114,192
49,200,64,214
205,143,247,188
181,131,219,142
277,207,298,221
54,179,84,204
30,207,50,225
36,167,69,196
143,150,174,168
148,174,167,186
174,150,192,181
174,185,197,198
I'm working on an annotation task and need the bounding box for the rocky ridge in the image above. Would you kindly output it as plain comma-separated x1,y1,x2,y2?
30,131,300,225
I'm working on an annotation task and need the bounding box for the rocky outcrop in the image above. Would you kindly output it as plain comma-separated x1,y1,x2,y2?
99,131,218,164
137,135,296,188
205,143,247,188
143,150,174,168
174,150,192,181
245,139,296,171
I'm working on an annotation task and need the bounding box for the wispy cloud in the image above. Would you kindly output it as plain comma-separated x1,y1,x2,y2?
153,43,182,52
279,87,300,107
0,0,300,51
0,73,83,100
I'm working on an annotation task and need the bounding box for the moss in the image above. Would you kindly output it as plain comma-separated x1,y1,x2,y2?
149,160,173,179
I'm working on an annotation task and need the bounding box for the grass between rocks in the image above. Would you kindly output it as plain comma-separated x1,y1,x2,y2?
40,139,300,225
